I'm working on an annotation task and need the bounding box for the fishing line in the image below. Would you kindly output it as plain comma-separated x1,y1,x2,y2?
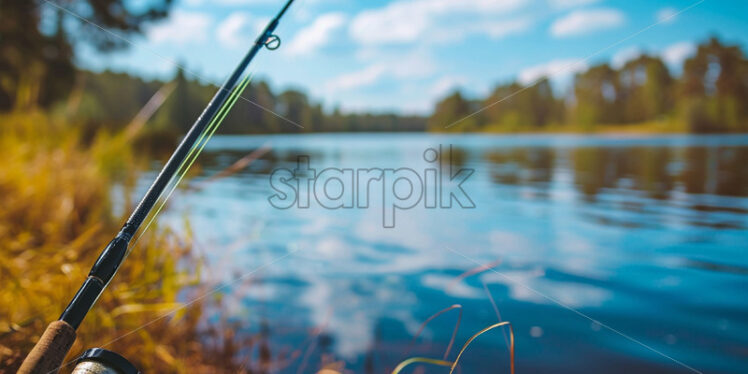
127,73,253,252
9,74,254,330
20,3,297,372
42,0,304,130
443,0,707,130
126,73,254,256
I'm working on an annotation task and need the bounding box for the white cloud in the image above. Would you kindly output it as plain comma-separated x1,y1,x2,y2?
216,13,268,48
325,51,436,93
349,0,530,45
429,76,468,97
550,8,625,38
350,5,424,45
548,0,600,9
148,11,212,44
388,51,437,78
482,19,533,39
518,58,588,85
661,41,695,67
217,13,247,48
656,7,678,23
395,75,471,114
285,12,346,56
611,46,642,68
325,64,387,92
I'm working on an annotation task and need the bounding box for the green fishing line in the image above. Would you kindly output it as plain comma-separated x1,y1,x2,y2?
128,74,253,253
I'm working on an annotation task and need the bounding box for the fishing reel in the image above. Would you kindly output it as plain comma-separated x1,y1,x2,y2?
71,348,138,374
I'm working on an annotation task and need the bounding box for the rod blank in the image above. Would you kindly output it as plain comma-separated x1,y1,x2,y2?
19,1,295,372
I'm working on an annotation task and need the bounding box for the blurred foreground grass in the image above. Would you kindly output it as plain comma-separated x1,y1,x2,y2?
0,112,253,372
0,112,511,373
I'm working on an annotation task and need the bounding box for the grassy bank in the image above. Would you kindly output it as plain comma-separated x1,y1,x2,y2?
0,112,249,372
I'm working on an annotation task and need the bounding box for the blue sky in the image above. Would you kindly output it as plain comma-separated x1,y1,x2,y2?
71,0,748,114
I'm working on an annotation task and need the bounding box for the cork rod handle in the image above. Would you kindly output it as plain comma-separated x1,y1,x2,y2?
18,320,77,374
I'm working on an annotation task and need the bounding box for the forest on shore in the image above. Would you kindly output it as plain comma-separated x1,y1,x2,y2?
19,37,748,135
2,1,746,137
67,69,427,135
431,37,748,134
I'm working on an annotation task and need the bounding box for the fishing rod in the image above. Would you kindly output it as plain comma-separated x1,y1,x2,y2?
18,1,295,372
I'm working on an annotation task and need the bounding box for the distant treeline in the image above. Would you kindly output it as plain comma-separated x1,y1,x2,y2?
18,32,748,135
72,69,426,135
429,37,748,133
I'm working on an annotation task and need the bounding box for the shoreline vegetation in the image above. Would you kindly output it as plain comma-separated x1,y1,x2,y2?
10,36,743,138
429,37,748,135
0,112,260,372
478,119,692,135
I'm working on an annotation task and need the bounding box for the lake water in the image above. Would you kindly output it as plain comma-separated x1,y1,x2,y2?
140,133,748,373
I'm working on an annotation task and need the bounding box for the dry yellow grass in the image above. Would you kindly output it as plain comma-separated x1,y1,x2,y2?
0,112,252,373
0,112,512,373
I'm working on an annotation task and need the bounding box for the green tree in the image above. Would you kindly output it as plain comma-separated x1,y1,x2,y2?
277,89,309,133
75,70,160,130
153,67,211,133
251,81,280,133
428,91,477,132
679,37,748,132
0,0,173,110
526,78,561,127
618,55,673,122
483,82,527,130
572,63,622,128
483,78,561,130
